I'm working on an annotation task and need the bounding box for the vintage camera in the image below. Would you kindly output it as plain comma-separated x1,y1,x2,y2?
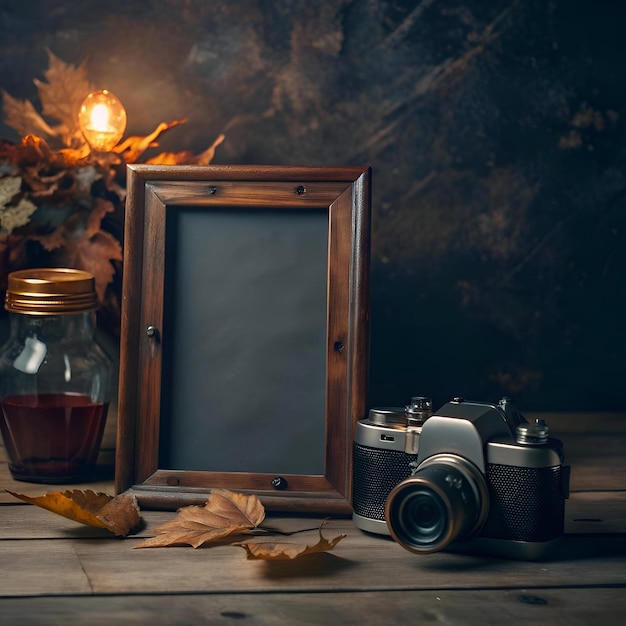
384,397,570,560
352,396,433,534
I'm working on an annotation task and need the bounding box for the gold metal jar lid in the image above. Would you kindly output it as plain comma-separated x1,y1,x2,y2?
5,268,98,315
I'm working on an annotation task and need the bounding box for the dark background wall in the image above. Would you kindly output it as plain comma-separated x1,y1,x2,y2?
1,0,625,412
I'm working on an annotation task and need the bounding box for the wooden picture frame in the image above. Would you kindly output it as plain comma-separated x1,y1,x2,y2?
115,165,371,513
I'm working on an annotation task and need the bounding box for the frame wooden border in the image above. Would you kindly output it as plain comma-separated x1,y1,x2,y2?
115,165,371,513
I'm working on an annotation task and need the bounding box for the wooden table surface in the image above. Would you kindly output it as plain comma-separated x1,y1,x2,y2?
1,412,625,625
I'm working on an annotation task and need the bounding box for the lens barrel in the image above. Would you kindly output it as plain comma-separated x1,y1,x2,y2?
385,454,489,554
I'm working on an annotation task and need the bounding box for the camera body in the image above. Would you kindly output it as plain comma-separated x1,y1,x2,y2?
352,397,432,535
353,397,570,560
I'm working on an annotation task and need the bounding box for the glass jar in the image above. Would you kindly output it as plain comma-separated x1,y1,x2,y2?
0,268,113,483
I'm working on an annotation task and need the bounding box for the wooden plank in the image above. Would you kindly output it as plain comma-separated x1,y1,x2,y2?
0,504,171,539
4,512,625,597
530,412,626,491
1,588,625,625
0,541,92,597
559,433,626,491
533,412,626,434
0,495,625,599
566,491,626,534
69,531,626,595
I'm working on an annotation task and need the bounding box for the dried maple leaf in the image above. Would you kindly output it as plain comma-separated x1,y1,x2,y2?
1,90,57,140
135,489,265,549
237,522,346,560
6,489,142,537
2,51,93,149
33,50,94,148
32,197,122,301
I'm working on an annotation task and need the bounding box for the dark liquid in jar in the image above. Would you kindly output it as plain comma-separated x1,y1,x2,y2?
0,393,108,483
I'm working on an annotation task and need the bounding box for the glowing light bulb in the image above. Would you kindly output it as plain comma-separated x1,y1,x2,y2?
90,103,110,130
78,89,127,152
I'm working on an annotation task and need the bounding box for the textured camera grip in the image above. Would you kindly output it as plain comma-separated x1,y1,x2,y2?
352,443,416,521
483,464,565,542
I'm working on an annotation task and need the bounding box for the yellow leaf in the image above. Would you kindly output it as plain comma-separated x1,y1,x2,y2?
237,522,346,560
7,489,142,537
144,134,225,166
135,489,265,549
192,134,225,165
113,119,187,163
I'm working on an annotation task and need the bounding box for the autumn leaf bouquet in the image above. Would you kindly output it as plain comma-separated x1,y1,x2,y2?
0,51,223,333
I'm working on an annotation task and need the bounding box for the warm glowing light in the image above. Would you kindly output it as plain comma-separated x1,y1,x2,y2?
78,89,127,151
90,104,110,131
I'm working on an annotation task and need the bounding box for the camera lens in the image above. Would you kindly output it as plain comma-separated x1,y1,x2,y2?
394,489,448,546
385,454,489,554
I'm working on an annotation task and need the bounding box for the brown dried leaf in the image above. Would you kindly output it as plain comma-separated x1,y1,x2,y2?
1,90,57,139
32,198,122,301
6,489,142,537
33,50,94,147
6,135,55,167
11,134,89,169
5,231,29,268
237,522,346,560
73,230,123,302
135,489,265,549
96,495,144,537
